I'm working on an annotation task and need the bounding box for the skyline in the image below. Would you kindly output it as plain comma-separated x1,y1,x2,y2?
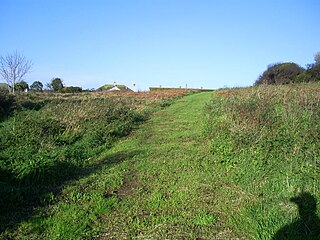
0,0,319,91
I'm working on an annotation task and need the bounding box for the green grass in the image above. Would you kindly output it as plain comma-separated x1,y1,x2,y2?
206,83,320,239
1,92,224,239
0,93,170,239
1,84,320,239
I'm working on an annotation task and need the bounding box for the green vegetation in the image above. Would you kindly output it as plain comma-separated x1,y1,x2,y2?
30,81,44,91
1,82,320,239
206,83,320,239
0,92,15,120
255,62,305,85
47,78,64,91
0,91,179,238
60,86,83,93
14,80,29,92
255,52,320,85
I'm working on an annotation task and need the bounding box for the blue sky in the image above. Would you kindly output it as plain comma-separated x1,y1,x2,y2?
0,0,319,91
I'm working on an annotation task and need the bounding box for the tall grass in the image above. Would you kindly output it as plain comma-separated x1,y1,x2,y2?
0,95,153,234
0,98,145,186
206,83,320,239
0,89,189,235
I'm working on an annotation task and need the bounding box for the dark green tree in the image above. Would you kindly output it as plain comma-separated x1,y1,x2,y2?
315,52,320,65
14,80,29,92
309,52,320,77
295,51,320,83
48,78,63,91
255,62,305,85
30,81,43,91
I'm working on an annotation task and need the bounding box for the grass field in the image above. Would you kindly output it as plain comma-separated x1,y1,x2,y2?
1,84,320,239
206,83,320,239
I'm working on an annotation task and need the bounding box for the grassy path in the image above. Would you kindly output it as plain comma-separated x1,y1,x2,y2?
95,92,236,239
4,86,320,239
8,92,239,239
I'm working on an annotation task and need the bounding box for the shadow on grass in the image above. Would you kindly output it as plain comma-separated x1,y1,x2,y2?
0,150,140,234
272,192,320,240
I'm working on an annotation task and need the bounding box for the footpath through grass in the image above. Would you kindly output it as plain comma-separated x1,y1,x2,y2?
2,92,232,239
4,87,318,239
96,92,230,239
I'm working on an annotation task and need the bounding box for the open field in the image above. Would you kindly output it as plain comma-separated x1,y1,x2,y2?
0,89,190,239
1,83,320,239
206,83,320,239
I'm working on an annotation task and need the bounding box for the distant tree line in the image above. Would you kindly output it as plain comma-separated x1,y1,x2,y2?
46,78,82,93
255,52,320,85
0,51,83,94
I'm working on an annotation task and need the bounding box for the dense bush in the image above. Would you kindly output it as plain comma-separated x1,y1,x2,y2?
0,92,15,120
255,62,305,85
60,86,82,93
0,97,145,186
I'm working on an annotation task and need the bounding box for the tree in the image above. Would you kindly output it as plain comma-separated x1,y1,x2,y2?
47,78,63,91
255,62,305,85
315,52,320,65
0,51,32,94
311,51,320,76
30,81,43,91
298,51,320,82
14,80,29,92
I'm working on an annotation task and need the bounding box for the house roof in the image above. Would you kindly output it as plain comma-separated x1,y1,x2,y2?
99,84,133,92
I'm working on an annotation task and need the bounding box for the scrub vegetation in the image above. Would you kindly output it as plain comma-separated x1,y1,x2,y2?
206,83,320,239
0,82,320,239
0,89,188,239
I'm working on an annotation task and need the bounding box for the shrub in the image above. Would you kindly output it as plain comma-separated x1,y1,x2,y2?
255,62,305,85
60,86,82,93
0,92,15,120
0,97,145,186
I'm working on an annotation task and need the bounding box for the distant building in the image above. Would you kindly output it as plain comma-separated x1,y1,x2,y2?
98,83,133,92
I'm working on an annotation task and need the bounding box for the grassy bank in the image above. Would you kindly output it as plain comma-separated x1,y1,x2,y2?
206,83,320,239
1,83,319,239
1,92,220,239
0,90,187,239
